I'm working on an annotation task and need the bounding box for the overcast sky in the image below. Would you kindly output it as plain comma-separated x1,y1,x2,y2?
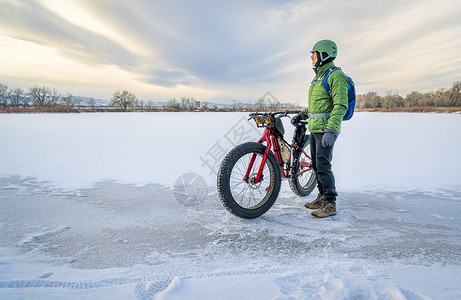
1,0,460,103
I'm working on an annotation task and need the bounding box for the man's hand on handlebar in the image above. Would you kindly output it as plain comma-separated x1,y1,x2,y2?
290,112,308,127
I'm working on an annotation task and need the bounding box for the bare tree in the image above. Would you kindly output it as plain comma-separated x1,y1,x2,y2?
49,88,60,106
433,88,449,107
256,96,265,109
449,81,461,106
404,91,421,107
10,87,24,107
74,97,82,109
88,97,96,109
111,90,137,111
167,98,181,111
180,97,195,111
29,86,52,107
0,83,10,108
147,99,154,110
421,91,435,107
357,92,381,109
382,92,404,109
61,93,74,107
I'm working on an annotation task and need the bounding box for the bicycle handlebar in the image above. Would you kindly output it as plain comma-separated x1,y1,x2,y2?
248,110,301,119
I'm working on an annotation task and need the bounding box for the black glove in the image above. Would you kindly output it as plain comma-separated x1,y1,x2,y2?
291,112,307,127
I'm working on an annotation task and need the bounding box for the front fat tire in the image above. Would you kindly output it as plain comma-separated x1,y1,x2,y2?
217,142,281,219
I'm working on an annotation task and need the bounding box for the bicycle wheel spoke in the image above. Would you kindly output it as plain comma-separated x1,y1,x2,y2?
236,184,249,205
297,153,315,188
230,180,246,190
228,151,272,209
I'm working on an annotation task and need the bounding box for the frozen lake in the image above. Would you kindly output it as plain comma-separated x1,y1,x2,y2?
1,112,460,299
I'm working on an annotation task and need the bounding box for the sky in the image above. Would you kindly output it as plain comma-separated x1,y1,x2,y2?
1,0,460,104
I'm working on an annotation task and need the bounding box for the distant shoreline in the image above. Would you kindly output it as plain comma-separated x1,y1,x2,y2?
355,106,461,113
1,106,461,114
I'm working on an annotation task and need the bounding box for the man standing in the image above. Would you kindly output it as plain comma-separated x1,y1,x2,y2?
302,40,348,218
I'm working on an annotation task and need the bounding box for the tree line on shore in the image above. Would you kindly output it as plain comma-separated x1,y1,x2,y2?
357,81,461,110
1,81,460,113
0,83,299,112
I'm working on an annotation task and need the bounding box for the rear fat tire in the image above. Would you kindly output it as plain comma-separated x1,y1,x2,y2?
217,142,281,219
288,140,317,197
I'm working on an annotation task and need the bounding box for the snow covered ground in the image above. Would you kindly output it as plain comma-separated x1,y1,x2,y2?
0,112,460,299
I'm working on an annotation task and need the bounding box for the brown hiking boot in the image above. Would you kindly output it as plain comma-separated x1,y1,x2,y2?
304,194,325,209
311,202,336,218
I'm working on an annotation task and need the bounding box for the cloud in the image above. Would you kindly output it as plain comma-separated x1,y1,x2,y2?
0,0,142,68
338,0,461,93
0,0,461,101
128,1,289,83
143,69,193,87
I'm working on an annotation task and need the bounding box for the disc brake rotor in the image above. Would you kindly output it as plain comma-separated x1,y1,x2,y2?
247,173,263,189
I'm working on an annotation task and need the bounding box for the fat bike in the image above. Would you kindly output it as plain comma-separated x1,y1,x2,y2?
217,111,316,219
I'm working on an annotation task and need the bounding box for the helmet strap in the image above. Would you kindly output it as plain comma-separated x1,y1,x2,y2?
315,52,335,69
319,52,331,62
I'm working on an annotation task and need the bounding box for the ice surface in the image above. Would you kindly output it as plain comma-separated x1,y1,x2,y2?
0,112,461,299
1,112,460,191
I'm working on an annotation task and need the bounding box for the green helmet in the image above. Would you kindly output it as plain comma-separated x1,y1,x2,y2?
311,40,337,58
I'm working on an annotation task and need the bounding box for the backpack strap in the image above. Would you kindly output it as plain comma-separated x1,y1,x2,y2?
322,66,340,96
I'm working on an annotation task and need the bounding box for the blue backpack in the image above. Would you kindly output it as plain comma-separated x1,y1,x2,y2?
322,66,356,121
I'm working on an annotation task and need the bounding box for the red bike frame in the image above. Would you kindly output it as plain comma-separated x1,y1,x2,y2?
243,127,312,184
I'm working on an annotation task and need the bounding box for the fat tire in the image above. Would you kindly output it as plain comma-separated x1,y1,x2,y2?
217,142,281,219
288,140,317,197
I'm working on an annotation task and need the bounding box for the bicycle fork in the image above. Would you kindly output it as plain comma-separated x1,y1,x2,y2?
243,128,273,185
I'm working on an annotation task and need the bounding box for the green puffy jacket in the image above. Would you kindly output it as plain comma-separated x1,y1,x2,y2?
302,62,348,133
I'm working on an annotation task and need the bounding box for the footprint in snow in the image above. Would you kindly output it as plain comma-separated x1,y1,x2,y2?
39,272,53,279
428,213,455,220
392,209,409,213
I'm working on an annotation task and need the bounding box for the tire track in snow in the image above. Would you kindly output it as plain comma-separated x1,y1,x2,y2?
0,265,434,300
0,277,140,290
0,267,289,300
135,267,291,299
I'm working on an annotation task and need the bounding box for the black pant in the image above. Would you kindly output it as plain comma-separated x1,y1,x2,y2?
310,133,338,203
